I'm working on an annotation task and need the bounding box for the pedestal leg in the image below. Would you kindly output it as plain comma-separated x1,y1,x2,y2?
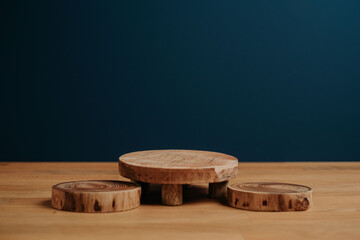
209,181,228,199
161,184,183,206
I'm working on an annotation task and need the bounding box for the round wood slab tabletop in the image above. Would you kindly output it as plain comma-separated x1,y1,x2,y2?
118,150,238,184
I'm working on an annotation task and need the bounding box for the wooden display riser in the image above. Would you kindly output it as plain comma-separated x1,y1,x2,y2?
119,150,238,205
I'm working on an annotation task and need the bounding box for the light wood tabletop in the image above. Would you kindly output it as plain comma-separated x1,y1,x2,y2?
0,162,359,240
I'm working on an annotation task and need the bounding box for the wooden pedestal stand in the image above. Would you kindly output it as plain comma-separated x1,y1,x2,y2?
119,150,238,206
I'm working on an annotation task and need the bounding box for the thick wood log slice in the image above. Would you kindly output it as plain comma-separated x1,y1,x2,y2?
227,182,312,211
119,150,238,184
52,180,141,213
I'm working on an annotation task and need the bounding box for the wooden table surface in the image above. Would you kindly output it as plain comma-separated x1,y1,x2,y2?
0,162,359,240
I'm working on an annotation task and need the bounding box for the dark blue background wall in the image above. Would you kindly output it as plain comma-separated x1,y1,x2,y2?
1,1,360,161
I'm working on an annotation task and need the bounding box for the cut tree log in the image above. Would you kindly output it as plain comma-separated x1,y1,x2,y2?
52,180,141,213
227,182,312,211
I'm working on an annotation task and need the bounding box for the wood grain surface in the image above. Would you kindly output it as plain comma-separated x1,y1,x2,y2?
119,150,238,184
52,180,141,212
0,162,360,240
227,182,312,211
